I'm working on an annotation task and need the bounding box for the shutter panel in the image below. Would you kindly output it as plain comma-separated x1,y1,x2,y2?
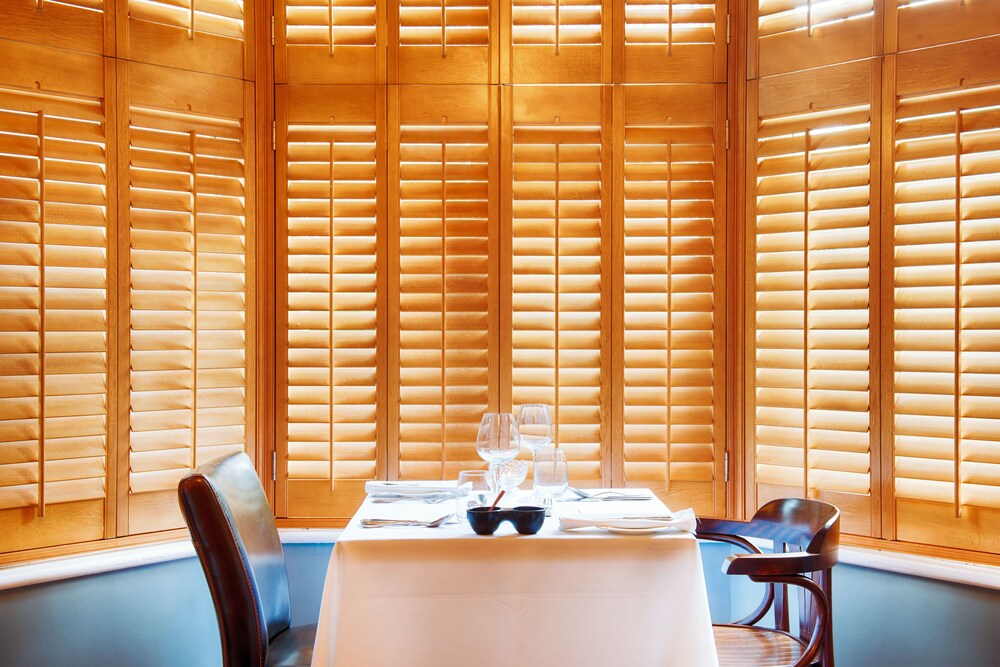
750,60,877,535
394,0,493,83
125,62,251,534
390,85,498,480
508,85,609,483
892,36,1000,553
125,0,248,78
754,0,875,78
0,40,109,552
278,84,384,519
0,0,107,55
621,0,725,83
896,0,1000,53
620,84,725,516
510,0,609,83
277,0,380,84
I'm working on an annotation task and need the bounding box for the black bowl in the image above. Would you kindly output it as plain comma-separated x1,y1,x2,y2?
467,505,546,535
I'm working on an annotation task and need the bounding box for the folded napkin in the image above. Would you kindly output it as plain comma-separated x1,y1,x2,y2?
364,481,456,496
558,507,697,533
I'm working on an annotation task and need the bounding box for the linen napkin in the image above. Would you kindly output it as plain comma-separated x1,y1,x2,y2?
558,507,697,533
364,481,457,496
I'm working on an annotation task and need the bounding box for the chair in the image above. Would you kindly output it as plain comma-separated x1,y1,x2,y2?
696,498,840,667
178,452,316,666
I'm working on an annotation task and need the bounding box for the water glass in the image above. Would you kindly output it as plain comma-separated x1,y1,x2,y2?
534,447,568,514
455,470,491,525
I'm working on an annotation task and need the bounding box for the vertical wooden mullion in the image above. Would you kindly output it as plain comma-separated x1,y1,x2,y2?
610,84,625,487
803,129,811,500
375,85,389,481
489,85,503,413
274,86,290,514
869,57,884,539
554,140,561,445
104,55,120,539
329,138,337,486
190,131,199,470
243,80,259,483
599,84,613,484
715,80,731,518
665,140,673,494
953,108,963,518
879,53,897,541
387,0,400,84
440,138,448,479
386,86,400,480
37,110,46,517
743,79,759,516
115,59,132,537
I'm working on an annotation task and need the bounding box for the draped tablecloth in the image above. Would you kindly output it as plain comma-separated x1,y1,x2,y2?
311,489,719,667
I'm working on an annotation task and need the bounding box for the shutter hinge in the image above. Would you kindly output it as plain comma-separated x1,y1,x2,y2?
272,120,276,151
726,14,731,45
271,15,275,46
272,451,277,482
725,119,730,151
724,452,729,483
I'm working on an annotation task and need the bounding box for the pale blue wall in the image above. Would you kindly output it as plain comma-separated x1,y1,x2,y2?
1,542,998,666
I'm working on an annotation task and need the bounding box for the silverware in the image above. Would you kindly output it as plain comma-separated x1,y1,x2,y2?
360,513,454,528
371,492,453,504
565,487,653,501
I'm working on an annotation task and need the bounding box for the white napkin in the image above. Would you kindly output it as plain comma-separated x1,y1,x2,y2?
558,507,697,533
364,481,456,496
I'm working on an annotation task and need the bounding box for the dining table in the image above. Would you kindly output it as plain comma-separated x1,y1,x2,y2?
310,486,720,667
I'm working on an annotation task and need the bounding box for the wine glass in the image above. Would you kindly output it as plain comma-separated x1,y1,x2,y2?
517,404,554,456
476,413,521,491
534,447,568,514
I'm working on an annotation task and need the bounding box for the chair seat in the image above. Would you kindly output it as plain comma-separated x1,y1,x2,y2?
266,624,317,667
713,624,806,667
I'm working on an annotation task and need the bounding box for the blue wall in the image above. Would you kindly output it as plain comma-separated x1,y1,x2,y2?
1,542,998,666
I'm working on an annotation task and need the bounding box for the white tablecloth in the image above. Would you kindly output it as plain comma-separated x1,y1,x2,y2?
311,489,719,667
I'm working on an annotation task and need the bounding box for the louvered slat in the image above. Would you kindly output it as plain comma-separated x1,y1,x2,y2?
622,0,723,83
755,0,875,78
510,85,606,483
0,40,107,553
752,61,876,535
511,0,607,83
279,0,379,84
0,1,107,55
892,37,1000,553
126,0,247,78
621,84,724,516
393,86,495,480
281,84,381,518
126,63,249,534
395,0,492,83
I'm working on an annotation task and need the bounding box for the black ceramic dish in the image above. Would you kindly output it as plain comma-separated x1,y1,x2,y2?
467,505,546,535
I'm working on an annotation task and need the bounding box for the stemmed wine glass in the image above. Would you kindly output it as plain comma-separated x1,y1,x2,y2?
476,413,522,493
517,404,554,456
534,447,568,515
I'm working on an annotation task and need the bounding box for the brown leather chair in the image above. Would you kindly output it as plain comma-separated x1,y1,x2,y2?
696,498,840,667
178,452,316,666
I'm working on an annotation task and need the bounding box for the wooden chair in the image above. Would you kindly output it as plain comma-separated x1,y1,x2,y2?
178,452,315,666
696,498,840,667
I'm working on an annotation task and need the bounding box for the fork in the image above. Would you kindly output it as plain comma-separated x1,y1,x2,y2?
371,492,453,504
566,487,653,501
360,513,454,528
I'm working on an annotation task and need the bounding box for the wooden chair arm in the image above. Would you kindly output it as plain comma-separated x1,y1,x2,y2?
746,573,829,667
696,517,755,537
723,550,838,577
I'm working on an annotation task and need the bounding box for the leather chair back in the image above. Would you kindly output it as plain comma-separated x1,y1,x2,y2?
179,452,291,666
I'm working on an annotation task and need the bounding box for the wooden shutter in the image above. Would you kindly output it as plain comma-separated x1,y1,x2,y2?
891,36,1000,553
749,60,878,536
124,62,252,534
619,84,726,516
507,85,610,483
0,40,110,552
895,0,1000,53
389,85,498,480
124,0,249,78
278,84,385,519
277,0,382,84
510,0,610,83
752,0,875,78
392,0,494,83
620,0,726,84
1,0,109,55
